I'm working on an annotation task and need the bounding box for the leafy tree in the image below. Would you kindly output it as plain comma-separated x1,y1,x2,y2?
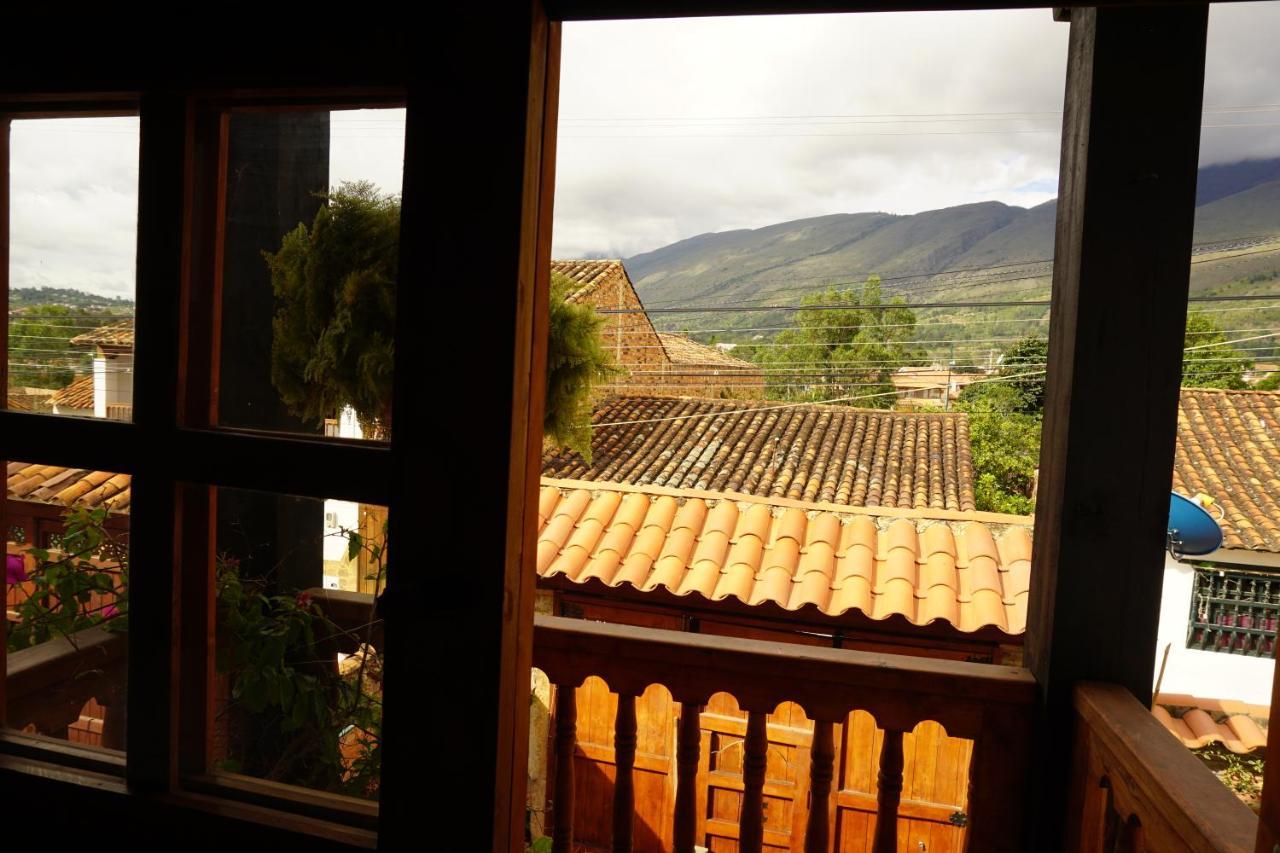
954,383,1041,515
749,276,919,407
1254,371,1280,391
1182,312,1253,389
957,334,1047,416
545,272,616,457
267,181,399,438
266,183,613,449
7,305,95,389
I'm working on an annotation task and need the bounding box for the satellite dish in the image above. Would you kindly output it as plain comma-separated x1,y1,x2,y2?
1167,492,1223,559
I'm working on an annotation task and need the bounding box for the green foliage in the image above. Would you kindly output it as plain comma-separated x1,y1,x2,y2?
266,181,399,437
1196,745,1264,808
7,305,97,389
216,525,384,798
545,272,616,457
956,384,1041,515
1254,371,1280,391
1182,312,1254,389
745,277,919,407
957,335,1046,417
5,506,128,653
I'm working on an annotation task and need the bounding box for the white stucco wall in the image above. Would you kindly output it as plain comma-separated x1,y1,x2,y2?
1154,555,1275,706
94,353,133,419
322,407,364,590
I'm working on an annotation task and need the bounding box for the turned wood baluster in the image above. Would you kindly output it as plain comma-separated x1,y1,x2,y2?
612,693,638,852
552,685,577,853
804,720,835,853
738,711,768,853
871,728,905,853
673,703,702,853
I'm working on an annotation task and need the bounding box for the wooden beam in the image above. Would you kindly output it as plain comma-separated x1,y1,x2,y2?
1256,665,1280,852
128,89,188,791
1025,5,1209,845
377,4,557,851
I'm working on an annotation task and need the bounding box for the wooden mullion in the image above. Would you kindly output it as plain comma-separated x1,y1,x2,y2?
127,89,189,791
0,114,10,729
378,4,555,850
1025,5,1210,846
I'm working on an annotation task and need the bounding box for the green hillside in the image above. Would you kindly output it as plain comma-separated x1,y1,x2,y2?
626,158,1280,340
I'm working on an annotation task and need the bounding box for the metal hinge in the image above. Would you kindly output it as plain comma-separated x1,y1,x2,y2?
949,811,968,827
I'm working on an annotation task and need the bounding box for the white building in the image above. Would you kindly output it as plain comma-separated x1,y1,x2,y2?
1156,388,1280,708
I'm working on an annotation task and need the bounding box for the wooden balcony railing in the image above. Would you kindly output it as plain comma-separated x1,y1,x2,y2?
1068,682,1258,853
533,613,1036,853
6,625,126,748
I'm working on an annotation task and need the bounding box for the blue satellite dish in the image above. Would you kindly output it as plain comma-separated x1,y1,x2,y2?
1168,492,1223,558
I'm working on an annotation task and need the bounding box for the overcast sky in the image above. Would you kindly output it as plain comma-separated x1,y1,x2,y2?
7,3,1280,298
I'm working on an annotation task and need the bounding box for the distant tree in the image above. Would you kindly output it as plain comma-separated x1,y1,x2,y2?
545,272,616,457
1182,312,1253,389
750,276,919,407
957,334,1047,416
1254,372,1280,391
954,382,1040,515
7,305,94,390
266,183,612,447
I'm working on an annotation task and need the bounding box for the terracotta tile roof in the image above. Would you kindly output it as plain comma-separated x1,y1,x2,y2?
1152,705,1267,754
69,319,134,349
6,393,31,412
6,462,131,512
551,259,627,304
50,375,95,410
537,478,1031,634
1173,388,1280,552
542,396,976,512
656,333,757,370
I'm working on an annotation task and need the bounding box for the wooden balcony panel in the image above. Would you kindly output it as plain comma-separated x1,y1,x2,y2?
1069,682,1258,853
533,614,1033,737
534,613,1036,853
5,626,126,747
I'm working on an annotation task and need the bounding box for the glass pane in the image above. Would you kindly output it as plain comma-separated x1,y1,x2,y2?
4,459,129,751
211,486,385,799
216,107,404,441
6,116,139,421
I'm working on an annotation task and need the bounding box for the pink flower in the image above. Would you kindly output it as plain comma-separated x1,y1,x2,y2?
101,604,119,619
6,554,28,585
295,592,313,610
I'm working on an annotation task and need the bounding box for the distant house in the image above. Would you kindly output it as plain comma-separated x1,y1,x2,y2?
891,364,988,409
1156,388,1280,710
60,318,136,417
552,259,764,399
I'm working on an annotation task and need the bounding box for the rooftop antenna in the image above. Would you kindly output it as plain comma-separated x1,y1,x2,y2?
1167,492,1223,560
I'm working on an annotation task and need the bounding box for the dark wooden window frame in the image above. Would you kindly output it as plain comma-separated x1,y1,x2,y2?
0,4,1259,850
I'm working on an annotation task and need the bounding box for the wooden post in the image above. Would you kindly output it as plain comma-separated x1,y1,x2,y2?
673,703,701,853
1255,660,1280,851
552,686,577,853
804,720,835,853
872,728,904,853
1025,5,1209,845
739,711,768,853
612,693,637,853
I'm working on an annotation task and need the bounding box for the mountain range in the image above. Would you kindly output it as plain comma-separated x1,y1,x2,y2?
625,157,1280,333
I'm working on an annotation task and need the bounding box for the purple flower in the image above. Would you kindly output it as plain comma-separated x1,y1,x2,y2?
6,554,28,585
101,604,119,620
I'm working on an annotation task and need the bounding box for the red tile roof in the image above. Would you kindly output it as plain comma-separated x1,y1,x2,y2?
551,259,628,304
537,478,1031,634
1153,704,1267,754
50,375,95,410
542,396,975,512
6,462,131,512
1174,388,1280,552
656,333,757,370
69,319,134,349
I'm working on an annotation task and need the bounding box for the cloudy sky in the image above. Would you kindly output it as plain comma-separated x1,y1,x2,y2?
7,109,406,300
7,3,1280,298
